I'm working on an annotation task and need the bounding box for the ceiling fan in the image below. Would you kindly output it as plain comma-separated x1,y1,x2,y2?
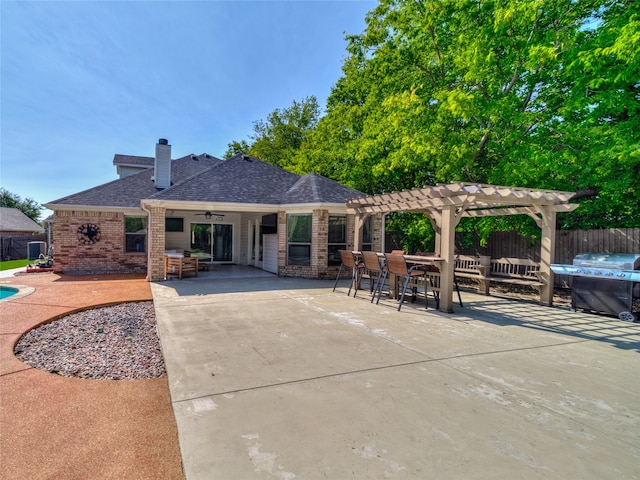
195,211,225,219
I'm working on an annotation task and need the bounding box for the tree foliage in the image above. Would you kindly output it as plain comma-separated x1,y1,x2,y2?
0,188,43,222
224,139,251,158
226,1,638,246
226,96,321,169
298,0,639,235
386,212,436,253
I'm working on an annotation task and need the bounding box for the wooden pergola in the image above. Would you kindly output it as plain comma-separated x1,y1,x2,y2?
346,182,579,312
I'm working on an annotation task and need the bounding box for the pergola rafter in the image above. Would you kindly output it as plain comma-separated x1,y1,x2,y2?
346,182,579,312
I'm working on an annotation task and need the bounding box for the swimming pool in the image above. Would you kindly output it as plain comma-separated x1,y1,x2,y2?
0,284,35,302
0,286,18,300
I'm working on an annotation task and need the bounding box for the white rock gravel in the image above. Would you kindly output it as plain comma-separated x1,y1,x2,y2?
14,301,166,380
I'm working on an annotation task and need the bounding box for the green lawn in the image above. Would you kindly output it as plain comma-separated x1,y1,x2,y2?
0,259,31,271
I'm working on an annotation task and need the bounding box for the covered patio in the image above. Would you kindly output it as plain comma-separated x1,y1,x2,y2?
347,182,579,312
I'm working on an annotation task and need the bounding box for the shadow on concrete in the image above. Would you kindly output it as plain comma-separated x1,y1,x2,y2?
156,275,334,297
158,265,640,353
157,264,335,295
447,295,640,353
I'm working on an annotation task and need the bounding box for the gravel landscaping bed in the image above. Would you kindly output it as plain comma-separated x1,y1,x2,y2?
14,301,166,380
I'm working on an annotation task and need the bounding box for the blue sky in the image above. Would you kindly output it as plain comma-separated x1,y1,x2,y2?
1,0,375,219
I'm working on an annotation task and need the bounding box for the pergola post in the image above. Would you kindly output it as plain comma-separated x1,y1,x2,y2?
539,207,557,306
437,205,457,313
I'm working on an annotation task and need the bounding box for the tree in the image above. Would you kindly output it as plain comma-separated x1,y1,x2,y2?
0,188,42,222
226,96,322,168
552,0,640,229
299,0,639,236
224,139,251,158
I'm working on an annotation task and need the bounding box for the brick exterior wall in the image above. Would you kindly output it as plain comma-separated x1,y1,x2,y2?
277,209,357,280
52,210,147,275
51,209,384,280
278,210,322,278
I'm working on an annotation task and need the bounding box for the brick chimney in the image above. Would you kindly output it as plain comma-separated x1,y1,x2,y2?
154,138,171,189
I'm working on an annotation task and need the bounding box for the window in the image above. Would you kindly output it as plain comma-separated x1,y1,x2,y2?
361,216,373,252
165,217,183,232
125,216,147,253
287,214,312,265
328,215,346,266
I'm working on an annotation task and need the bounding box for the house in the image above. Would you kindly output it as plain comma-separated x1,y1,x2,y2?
0,207,45,260
45,139,382,281
0,207,44,236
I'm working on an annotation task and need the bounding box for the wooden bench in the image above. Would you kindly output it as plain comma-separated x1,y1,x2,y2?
454,255,489,280
487,258,544,287
455,255,544,296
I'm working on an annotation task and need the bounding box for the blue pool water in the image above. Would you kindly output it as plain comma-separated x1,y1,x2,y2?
0,286,18,300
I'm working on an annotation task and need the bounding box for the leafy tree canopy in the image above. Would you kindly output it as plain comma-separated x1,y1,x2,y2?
226,96,321,169
226,1,638,248
0,188,42,223
224,139,251,158
299,0,639,234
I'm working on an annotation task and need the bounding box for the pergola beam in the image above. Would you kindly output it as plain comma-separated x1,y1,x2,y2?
347,184,576,215
348,202,578,218
462,204,579,216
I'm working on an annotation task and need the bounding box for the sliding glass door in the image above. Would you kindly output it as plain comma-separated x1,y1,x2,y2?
190,223,233,262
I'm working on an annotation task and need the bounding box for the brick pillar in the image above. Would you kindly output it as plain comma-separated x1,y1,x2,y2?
313,209,328,276
277,211,287,273
346,214,356,250
373,213,384,252
146,206,166,281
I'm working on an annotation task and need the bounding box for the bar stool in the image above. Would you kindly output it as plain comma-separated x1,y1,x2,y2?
423,264,464,308
414,252,463,308
377,253,428,311
360,251,387,302
332,250,365,297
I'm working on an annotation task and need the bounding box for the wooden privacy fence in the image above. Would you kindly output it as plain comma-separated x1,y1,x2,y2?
0,235,47,260
456,228,640,287
554,228,640,264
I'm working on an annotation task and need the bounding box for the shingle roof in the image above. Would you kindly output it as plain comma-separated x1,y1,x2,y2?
151,155,300,204
283,173,365,204
47,153,363,209
151,155,364,205
0,207,44,232
47,154,223,208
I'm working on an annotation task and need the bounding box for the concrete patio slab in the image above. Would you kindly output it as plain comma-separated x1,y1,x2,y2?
151,275,640,480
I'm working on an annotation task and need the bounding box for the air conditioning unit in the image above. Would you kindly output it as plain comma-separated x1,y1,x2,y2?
27,241,46,260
